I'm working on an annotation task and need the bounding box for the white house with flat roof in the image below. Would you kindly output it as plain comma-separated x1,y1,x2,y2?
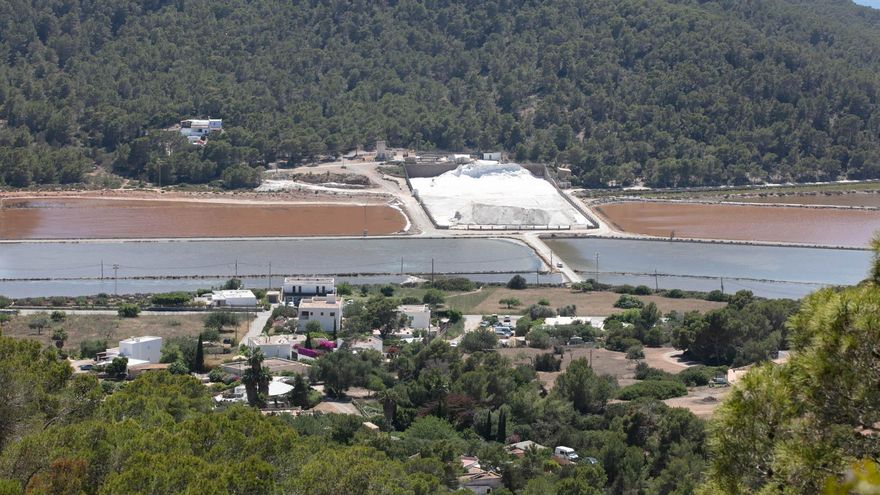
398,304,431,330
119,336,163,364
282,277,335,304
297,294,343,332
247,334,304,360
179,118,222,144
211,290,258,307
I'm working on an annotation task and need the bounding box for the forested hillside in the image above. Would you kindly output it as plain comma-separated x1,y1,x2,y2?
2,0,880,188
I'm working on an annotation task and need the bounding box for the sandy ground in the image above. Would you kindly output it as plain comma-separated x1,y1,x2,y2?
465,288,726,316
663,387,729,418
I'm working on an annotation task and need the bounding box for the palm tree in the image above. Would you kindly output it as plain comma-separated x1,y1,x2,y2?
51,328,68,349
376,388,400,431
241,348,270,407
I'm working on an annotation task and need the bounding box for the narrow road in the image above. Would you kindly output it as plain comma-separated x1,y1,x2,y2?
240,305,276,346
520,233,583,284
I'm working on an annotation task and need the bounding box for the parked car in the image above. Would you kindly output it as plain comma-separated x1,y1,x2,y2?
554,446,579,462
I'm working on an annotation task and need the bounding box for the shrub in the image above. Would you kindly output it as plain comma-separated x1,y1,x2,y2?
678,366,727,386
613,295,644,309
200,327,220,342
506,274,527,290
634,362,678,381
117,303,140,318
616,380,687,400
222,278,243,290
0,296,10,308
50,310,66,322
422,289,445,306
459,329,499,353
527,304,556,320
400,296,421,305
556,304,576,317
379,285,395,297
150,292,191,306
706,290,728,302
537,298,550,306
534,352,561,371
337,282,353,295
664,289,685,299
526,328,551,349
79,339,107,359
429,277,475,292
614,284,636,294
625,345,645,361
633,285,653,295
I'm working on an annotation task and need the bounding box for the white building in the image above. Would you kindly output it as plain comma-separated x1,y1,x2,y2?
211,289,258,307
119,336,163,364
247,334,304,360
351,336,384,353
282,277,335,304
482,152,502,161
297,295,343,333
543,316,605,330
179,118,222,144
398,304,431,330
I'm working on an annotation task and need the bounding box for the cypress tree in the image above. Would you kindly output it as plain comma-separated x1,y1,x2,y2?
194,335,205,373
496,408,507,443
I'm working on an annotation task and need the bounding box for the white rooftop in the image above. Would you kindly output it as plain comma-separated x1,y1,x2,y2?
119,335,161,345
212,289,256,299
398,304,429,312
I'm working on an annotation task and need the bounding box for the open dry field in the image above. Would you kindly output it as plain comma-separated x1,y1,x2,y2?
0,313,250,353
449,287,726,316
500,345,728,417
0,197,407,239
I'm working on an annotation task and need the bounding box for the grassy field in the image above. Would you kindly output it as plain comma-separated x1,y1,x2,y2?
1,313,251,355
448,287,725,316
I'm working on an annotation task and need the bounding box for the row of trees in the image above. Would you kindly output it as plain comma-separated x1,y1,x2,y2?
4,0,880,188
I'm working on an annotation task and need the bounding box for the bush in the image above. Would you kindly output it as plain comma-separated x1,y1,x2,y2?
50,310,66,322
678,366,727,386
150,292,192,306
633,285,653,295
117,303,141,318
79,339,108,359
422,289,445,306
400,296,421,305
0,296,10,308
633,362,678,381
379,285,395,297
526,328,551,349
534,352,561,371
527,304,556,320
200,327,220,342
222,278,243,290
506,274,527,290
614,284,636,294
537,298,550,306
616,380,687,400
556,304,576,317
337,282,353,295
613,295,644,309
664,289,685,299
625,345,645,361
428,277,475,292
459,329,499,353
706,290,729,302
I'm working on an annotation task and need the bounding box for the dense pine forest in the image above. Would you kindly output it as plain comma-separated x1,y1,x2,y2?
2,0,880,188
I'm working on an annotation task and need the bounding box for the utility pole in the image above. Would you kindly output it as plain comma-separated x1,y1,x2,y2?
112,264,119,295
595,252,600,285
363,205,368,237
235,259,238,278
654,269,659,292
101,260,104,280
720,277,725,294
268,261,272,290
536,267,539,285
431,258,435,284
400,257,404,275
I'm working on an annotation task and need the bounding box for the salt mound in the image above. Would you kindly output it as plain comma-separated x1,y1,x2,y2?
410,161,591,228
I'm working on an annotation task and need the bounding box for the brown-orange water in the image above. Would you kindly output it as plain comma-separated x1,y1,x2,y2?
0,198,407,239
597,201,880,248
723,192,880,207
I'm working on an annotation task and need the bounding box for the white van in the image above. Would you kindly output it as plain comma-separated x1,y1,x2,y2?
554,446,579,462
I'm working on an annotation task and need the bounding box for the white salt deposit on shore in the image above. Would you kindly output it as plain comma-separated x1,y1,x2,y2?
410,161,591,227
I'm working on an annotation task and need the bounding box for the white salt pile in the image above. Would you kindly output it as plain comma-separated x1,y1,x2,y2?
410,161,591,227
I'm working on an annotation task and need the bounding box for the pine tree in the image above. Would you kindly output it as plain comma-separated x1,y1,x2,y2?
290,374,310,408
305,333,313,349
194,335,205,373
